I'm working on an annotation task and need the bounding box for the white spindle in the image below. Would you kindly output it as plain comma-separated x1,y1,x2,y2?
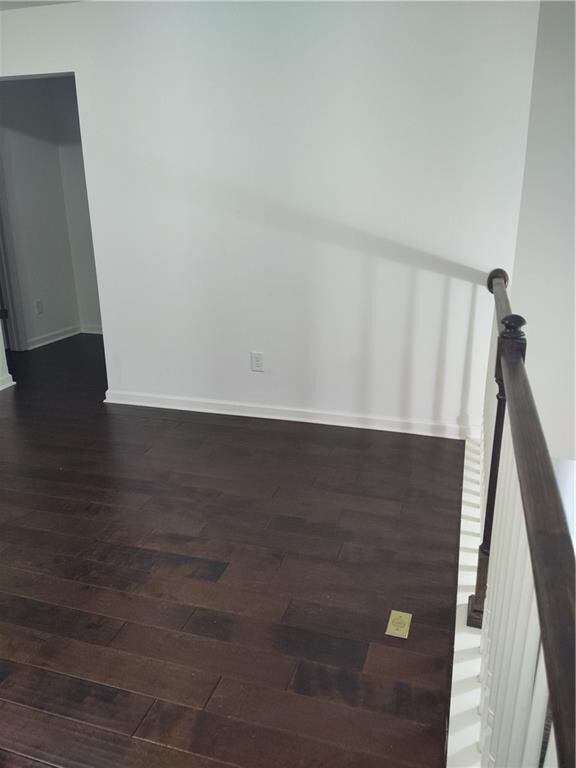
520,646,551,767
478,419,552,767
543,729,559,768
504,591,540,766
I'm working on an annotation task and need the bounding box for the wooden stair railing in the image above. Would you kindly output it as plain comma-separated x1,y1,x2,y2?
468,268,575,768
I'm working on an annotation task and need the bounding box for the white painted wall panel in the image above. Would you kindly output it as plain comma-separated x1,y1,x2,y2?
0,2,539,434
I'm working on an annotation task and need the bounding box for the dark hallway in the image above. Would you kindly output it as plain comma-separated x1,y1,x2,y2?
0,336,464,767
6,334,107,405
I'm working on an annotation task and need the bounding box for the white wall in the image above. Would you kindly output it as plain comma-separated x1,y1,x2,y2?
0,75,101,349
480,1,575,531
480,2,575,523
510,0,575,462
509,1,575,530
0,2,539,435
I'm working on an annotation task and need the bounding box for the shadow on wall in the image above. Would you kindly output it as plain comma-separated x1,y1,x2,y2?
194,180,487,286
189,180,484,435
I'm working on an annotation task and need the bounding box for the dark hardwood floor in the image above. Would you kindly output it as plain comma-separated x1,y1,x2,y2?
0,334,464,768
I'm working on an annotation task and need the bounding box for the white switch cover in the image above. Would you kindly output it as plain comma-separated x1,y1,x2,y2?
250,351,264,372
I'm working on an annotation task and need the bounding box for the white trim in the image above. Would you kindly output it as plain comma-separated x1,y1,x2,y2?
80,324,102,335
106,389,480,440
447,438,483,767
0,373,14,391
0,72,74,84
24,325,81,350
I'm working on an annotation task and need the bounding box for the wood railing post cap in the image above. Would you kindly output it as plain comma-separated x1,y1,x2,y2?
487,268,509,293
501,313,527,338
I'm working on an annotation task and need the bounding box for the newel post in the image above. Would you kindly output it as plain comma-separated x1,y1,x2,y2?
467,270,526,628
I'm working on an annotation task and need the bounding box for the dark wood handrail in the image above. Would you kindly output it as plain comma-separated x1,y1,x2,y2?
469,268,575,768
488,267,513,327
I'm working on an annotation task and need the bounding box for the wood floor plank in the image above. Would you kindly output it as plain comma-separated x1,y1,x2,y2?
0,595,123,646
276,554,454,592
139,533,288,586
79,540,229,581
0,525,89,557
265,497,347,524
182,606,368,669
0,472,149,510
364,644,450,690
133,575,289,622
13,510,127,541
135,700,411,768
0,660,16,686
0,547,151,593
0,623,48,664
267,514,353,540
218,564,452,616
14,500,206,544
0,464,155,497
274,483,405,515
198,520,342,559
0,496,155,544
0,450,172,481
161,468,282,500
283,598,453,654
139,493,219,518
96,505,209,538
25,635,219,708
110,622,296,689
139,529,285,564
339,539,457,566
0,565,193,630
0,662,153,734
0,700,134,768
122,740,238,768
290,659,446,724
0,750,53,767
205,678,444,764
0,509,28,527
0,701,234,768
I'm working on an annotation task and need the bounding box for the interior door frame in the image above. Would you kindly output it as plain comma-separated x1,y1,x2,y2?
0,193,22,351
0,71,76,352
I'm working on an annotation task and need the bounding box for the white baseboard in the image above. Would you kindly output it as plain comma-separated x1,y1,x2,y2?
24,326,81,350
81,325,102,335
106,389,480,440
0,373,14,391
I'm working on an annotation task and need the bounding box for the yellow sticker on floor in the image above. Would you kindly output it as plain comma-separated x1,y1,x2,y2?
385,610,412,639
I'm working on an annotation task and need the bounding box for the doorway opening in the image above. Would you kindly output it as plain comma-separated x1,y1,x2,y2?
0,73,107,403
